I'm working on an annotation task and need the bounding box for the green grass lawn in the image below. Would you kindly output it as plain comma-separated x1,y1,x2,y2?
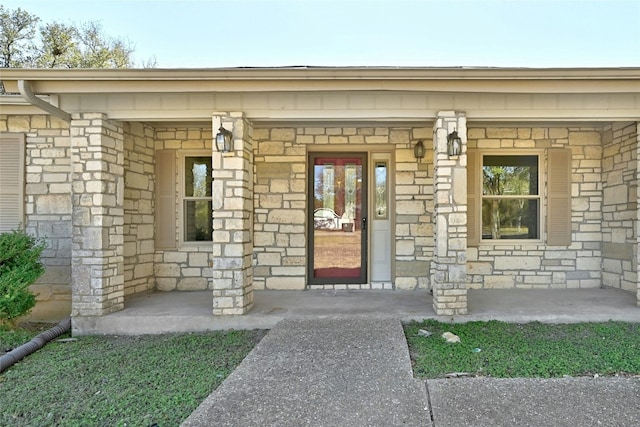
3,320,640,425
404,320,640,379
0,325,264,427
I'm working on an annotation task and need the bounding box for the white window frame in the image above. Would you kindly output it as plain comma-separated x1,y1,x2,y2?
478,149,544,245
179,151,213,246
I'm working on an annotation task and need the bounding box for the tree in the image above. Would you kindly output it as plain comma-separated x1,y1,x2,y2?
0,5,151,69
36,21,78,68
36,21,135,68
0,6,39,67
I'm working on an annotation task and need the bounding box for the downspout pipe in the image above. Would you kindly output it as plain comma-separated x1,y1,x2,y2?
17,80,71,122
0,316,71,373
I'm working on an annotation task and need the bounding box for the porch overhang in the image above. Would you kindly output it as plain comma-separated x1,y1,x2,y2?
2,67,639,123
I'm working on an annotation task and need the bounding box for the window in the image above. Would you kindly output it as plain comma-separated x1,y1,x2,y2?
481,154,540,240
182,155,212,242
155,150,214,249
468,148,572,246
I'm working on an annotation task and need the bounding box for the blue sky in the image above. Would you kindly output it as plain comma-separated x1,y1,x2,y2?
3,0,640,68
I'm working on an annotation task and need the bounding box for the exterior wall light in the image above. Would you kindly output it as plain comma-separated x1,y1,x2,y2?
447,130,462,157
215,126,233,153
414,140,425,162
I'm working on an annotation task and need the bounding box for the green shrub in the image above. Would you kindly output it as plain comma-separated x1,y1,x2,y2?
0,229,45,326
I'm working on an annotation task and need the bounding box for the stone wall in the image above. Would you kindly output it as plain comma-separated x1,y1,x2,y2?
3,113,637,317
123,122,156,296
601,122,638,292
466,126,603,289
395,126,434,290
0,114,72,319
252,125,433,290
153,127,215,291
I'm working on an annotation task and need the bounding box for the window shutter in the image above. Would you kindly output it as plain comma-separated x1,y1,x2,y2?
547,148,572,246
467,149,480,246
155,150,177,249
0,134,25,233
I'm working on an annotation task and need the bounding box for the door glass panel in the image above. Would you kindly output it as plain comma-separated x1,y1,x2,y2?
312,156,364,280
374,161,388,219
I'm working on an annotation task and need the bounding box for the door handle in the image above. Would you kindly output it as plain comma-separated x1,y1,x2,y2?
362,217,367,230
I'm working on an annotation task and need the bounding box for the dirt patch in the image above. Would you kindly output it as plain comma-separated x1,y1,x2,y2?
16,321,57,333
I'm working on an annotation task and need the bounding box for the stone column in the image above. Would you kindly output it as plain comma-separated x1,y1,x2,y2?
432,111,468,315
70,113,124,316
212,112,254,315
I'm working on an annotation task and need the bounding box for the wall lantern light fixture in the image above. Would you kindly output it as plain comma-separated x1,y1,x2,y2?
447,130,462,157
215,125,233,153
414,140,425,162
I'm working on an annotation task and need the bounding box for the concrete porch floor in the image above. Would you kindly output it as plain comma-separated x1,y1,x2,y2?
72,287,640,335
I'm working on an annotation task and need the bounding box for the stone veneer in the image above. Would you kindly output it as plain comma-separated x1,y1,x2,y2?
211,113,255,314
153,127,215,291
122,122,156,295
0,115,159,318
70,113,124,316
252,125,433,290
601,122,638,295
0,114,72,318
3,112,639,317
466,126,604,289
431,112,468,315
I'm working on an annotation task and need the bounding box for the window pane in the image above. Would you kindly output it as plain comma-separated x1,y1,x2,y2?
374,161,388,219
345,164,357,220
184,200,212,241
321,164,335,212
185,157,212,197
482,199,539,239
483,155,538,196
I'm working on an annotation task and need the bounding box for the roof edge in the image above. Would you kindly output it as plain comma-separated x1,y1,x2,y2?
1,66,639,81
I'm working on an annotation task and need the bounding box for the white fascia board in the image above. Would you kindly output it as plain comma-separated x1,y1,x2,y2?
1,67,639,95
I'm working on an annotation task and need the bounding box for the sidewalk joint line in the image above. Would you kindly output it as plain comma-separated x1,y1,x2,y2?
423,380,436,426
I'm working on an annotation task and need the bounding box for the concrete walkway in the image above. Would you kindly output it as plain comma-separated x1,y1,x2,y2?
182,318,430,426
181,316,640,427
428,377,640,427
